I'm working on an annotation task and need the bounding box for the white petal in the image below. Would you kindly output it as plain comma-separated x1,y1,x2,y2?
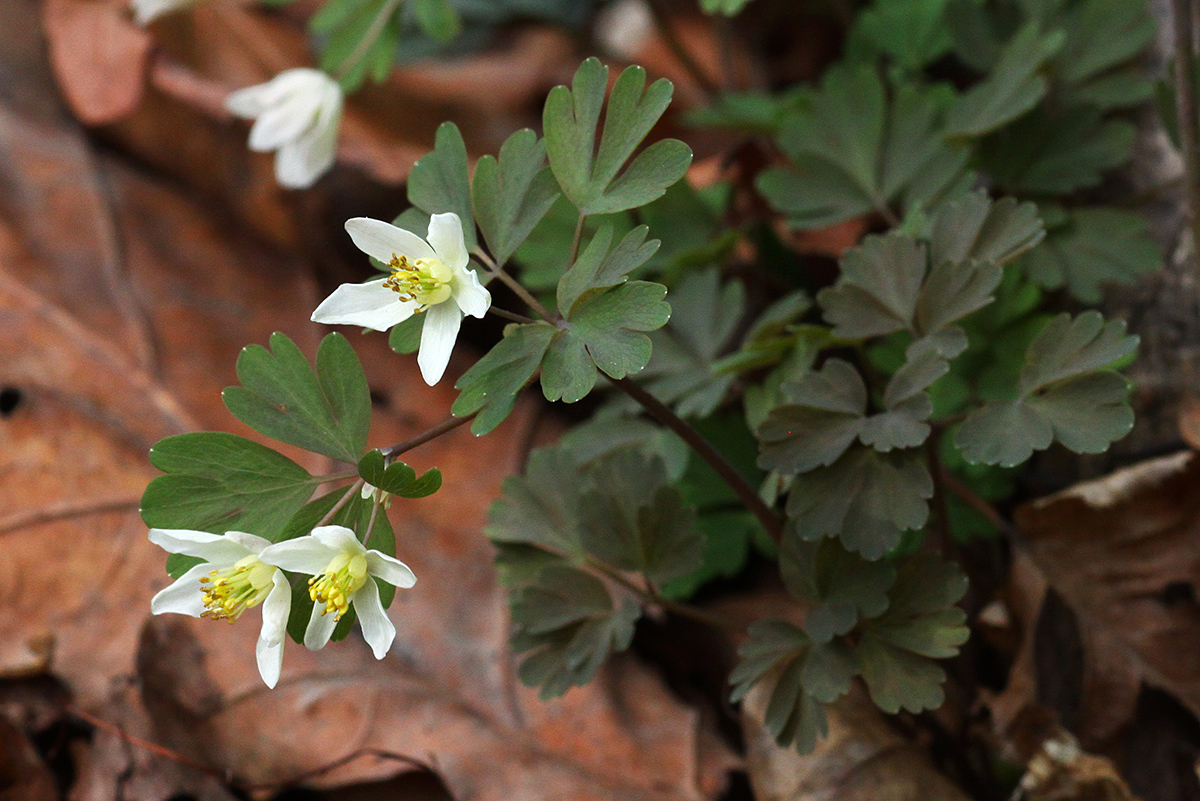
365,551,417,589
345,218,436,264
255,572,291,689
311,278,416,332
353,578,396,660
259,536,337,574
256,633,285,689
148,529,250,565
416,301,462,386
427,213,467,271
453,266,491,319
273,86,340,189
224,531,273,553
248,98,315,153
310,525,366,555
303,601,338,651
259,570,292,643
131,0,193,25
225,81,282,119
150,564,212,617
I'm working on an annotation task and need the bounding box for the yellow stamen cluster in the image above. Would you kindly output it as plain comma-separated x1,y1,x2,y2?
200,555,276,623
383,254,453,311
309,551,369,620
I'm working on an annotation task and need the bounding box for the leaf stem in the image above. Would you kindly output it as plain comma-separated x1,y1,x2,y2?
381,413,475,458
332,0,403,83
488,307,539,325
493,269,558,323
612,377,784,543
362,492,382,548
318,479,364,527
1172,0,1200,279
644,0,720,98
568,213,586,266
924,436,954,553
586,559,742,633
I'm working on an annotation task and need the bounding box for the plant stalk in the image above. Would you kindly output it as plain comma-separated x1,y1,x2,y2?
612,377,784,543
381,414,475,458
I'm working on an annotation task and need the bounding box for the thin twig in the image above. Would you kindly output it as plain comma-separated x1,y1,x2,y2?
568,214,587,266
362,493,382,548
941,471,1023,542
492,270,557,323
644,0,720,98
924,437,954,552
586,559,742,633
488,307,539,325
332,0,403,82
317,480,364,527
0,498,140,536
381,414,475,458
612,377,784,542
1173,0,1200,278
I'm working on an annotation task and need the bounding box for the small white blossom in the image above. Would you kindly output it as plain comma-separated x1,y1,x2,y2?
130,0,200,25
149,529,291,688
311,213,491,385
225,68,343,190
259,525,416,659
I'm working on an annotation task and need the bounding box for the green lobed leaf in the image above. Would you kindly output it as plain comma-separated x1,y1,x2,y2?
817,233,928,339
577,449,703,584
856,553,968,714
222,332,371,464
780,536,897,644
926,190,1045,267
407,122,476,250
313,0,403,93
1048,0,1155,108
471,129,561,266
356,450,442,498
729,619,830,753
411,0,462,43
558,280,672,383
557,224,660,317
484,445,587,558
849,0,953,71
757,359,868,474
387,314,424,354
453,322,556,435
1019,207,1161,303
759,69,968,229
510,565,640,699
142,432,318,540
785,447,933,560
980,104,1136,195
943,24,1063,138
640,268,744,418
859,346,949,451
544,59,692,215
954,311,1138,465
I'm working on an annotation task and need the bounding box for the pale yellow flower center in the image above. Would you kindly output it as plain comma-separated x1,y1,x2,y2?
308,551,369,620
383,254,453,311
200,555,276,622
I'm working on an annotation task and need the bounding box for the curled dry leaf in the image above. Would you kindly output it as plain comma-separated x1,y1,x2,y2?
1014,452,1200,730
41,0,152,125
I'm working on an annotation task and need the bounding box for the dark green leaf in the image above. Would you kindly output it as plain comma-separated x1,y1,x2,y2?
780,536,896,643
510,565,640,699
142,432,317,539
407,122,476,250
849,0,953,71
785,447,933,559
453,322,556,435
578,449,702,583
559,280,672,381
412,0,461,43
926,191,1044,267
485,445,587,558
387,314,424,354
1019,207,1161,303
641,268,744,418
557,224,660,317
544,59,692,215
222,332,371,464
818,233,927,339
356,449,442,498
757,359,868,473
729,620,830,753
472,129,561,265
944,24,1063,138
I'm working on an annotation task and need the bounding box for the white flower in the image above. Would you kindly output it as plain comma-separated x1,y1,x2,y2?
130,0,200,25
149,529,291,689
258,525,416,659
225,68,343,190
311,213,491,385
